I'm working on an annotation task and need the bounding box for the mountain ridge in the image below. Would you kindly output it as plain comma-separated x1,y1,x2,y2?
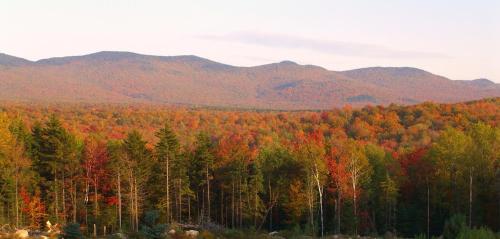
0,51,498,109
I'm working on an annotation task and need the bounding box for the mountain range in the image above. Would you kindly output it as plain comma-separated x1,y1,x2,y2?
0,51,498,109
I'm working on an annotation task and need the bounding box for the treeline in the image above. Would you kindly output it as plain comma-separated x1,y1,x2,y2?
0,99,499,237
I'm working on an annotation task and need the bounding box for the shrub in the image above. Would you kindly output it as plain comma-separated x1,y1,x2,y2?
140,210,167,239
198,230,215,239
60,223,84,239
443,214,467,239
457,227,496,239
220,229,245,238
413,233,426,239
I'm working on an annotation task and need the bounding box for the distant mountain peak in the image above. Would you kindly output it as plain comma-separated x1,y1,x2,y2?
0,51,498,109
346,66,431,75
256,60,303,69
463,78,497,88
340,66,438,83
36,51,146,65
161,55,221,64
34,51,235,70
86,51,142,58
472,78,494,84
278,60,298,65
0,53,32,66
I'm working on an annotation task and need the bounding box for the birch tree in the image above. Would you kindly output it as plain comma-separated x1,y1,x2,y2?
342,139,371,236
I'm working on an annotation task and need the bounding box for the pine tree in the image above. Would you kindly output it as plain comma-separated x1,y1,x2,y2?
33,115,73,222
153,123,180,223
123,131,152,232
192,132,215,223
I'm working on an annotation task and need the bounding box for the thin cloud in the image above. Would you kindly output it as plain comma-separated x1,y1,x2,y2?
198,32,449,59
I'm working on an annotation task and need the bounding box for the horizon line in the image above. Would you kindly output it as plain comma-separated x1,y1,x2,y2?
1,50,492,82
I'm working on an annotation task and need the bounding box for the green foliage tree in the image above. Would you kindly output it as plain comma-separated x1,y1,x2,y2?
465,123,500,227
153,123,180,223
60,223,84,239
294,133,327,237
123,131,153,232
429,128,470,215
192,132,216,223
341,139,372,235
457,226,497,239
0,99,499,237
247,161,264,228
30,115,78,223
0,114,35,227
259,144,301,231
139,210,167,239
443,214,467,239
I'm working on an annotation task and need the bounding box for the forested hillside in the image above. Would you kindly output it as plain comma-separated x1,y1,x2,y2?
0,98,498,238
1,51,498,109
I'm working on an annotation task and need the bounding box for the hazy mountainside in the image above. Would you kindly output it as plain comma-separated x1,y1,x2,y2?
0,53,32,66
0,51,498,109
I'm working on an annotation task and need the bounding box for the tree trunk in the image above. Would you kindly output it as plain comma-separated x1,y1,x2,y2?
239,176,242,228
62,171,66,223
306,172,314,236
179,178,182,222
55,172,59,222
72,180,77,223
118,173,122,231
206,164,210,222
166,154,170,223
201,188,205,223
15,174,19,228
314,164,324,237
254,188,258,228
338,191,342,234
94,175,99,226
353,177,357,236
469,168,473,228
221,188,224,225
427,180,430,239
134,177,139,232
451,165,457,213
188,195,191,223
129,172,134,232
268,179,272,231
318,186,324,237
232,179,235,228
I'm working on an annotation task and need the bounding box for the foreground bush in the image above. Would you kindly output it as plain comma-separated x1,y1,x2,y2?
140,210,167,239
457,227,497,239
443,214,467,239
60,223,84,239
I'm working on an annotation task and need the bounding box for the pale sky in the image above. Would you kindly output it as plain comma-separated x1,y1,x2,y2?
1,0,499,81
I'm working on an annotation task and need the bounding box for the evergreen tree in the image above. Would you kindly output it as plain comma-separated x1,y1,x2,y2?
123,131,153,232
153,123,179,222
32,115,75,222
192,132,215,222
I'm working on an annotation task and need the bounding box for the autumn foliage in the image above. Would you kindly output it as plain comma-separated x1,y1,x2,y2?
0,98,498,237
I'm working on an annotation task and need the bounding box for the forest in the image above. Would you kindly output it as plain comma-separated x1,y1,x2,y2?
0,98,499,238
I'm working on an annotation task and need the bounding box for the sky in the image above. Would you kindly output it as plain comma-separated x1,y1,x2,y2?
1,0,499,81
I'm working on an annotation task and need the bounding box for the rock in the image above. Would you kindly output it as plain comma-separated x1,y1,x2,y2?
168,229,176,235
14,230,29,239
114,232,127,239
269,231,279,236
185,230,199,238
269,231,286,238
46,220,55,233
